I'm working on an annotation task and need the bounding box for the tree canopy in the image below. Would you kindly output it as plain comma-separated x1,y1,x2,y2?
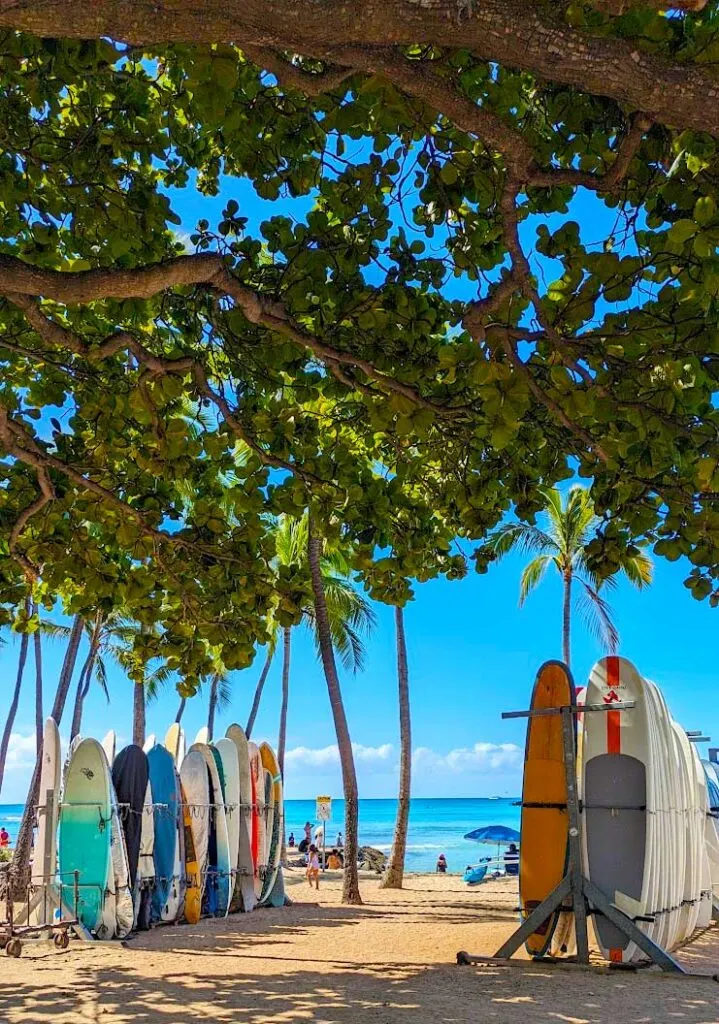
0,3,717,686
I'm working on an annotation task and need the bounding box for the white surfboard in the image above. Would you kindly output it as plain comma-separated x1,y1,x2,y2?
215,738,241,909
195,726,210,745
165,723,186,766
143,734,157,753
101,730,117,766
225,724,256,912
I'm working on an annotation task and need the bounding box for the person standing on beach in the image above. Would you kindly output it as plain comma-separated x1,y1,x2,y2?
306,844,320,890
0,826,9,848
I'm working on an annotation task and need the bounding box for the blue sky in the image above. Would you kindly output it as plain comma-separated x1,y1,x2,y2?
2,144,717,804
2,543,716,803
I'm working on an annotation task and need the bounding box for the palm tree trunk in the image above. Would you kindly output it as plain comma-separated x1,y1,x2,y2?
245,649,274,739
69,655,91,742
33,611,43,756
277,627,291,779
175,697,186,723
0,627,31,795
207,674,219,741
307,515,362,906
562,571,572,668
132,681,146,747
381,606,412,890
10,612,83,896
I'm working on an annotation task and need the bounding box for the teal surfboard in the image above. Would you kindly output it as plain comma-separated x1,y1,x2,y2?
59,738,112,933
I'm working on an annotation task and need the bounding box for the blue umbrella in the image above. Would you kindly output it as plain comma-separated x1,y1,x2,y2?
464,825,520,844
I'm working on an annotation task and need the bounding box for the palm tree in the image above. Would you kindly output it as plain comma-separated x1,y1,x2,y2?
272,515,375,782
245,648,275,739
307,513,366,906
10,611,84,895
485,485,653,666
0,600,32,795
381,605,411,890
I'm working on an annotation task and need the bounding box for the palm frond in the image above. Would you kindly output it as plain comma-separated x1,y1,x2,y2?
145,662,174,703
485,522,557,561
519,554,552,606
93,655,111,703
38,620,74,640
575,577,620,652
620,548,654,589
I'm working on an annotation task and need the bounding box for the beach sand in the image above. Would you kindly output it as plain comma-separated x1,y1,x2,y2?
2,870,719,1022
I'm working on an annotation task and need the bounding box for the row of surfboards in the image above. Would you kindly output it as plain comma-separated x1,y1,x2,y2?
31,719,284,938
520,656,719,964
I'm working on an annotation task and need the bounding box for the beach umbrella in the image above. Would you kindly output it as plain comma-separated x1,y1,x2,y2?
464,824,520,866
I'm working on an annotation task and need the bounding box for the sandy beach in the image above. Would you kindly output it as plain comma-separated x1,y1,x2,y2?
2,870,719,1023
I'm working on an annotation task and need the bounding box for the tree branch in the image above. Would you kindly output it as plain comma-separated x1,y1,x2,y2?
241,45,355,96
0,2,715,137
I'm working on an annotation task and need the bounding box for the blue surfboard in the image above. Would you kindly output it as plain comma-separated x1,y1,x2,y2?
147,744,179,923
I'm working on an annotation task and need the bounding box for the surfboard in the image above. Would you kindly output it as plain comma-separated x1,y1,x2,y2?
248,742,265,900
101,730,116,766
195,726,209,745
259,742,283,906
59,737,113,934
583,657,654,963
225,724,256,912
180,781,201,923
134,777,155,929
111,745,149,913
98,778,134,939
189,742,231,916
30,717,61,925
165,723,186,766
519,660,574,957
215,738,241,911
143,735,157,753
180,749,210,907
146,743,181,923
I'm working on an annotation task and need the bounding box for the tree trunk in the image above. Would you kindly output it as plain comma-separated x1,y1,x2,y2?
381,605,412,890
563,571,572,668
0,627,30,795
307,514,362,906
175,697,186,723
33,609,43,757
277,627,291,779
69,654,91,742
10,612,83,896
207,674,218,742
132,682,146,747
245,649,273,739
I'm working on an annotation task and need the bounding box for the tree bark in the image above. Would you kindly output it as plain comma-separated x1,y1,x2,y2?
307,514,362,906
381,605,412,890
132,682,146,747
175,697,186,723
245,649,273,739
277,627,291,780
10,612,83,896
207,674,218,742
33,610,43,757
0,2,714,138
563,572,572,669
0,627,30,796
69,653,91,742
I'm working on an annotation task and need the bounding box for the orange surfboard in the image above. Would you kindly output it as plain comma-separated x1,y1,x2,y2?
519,661,575,957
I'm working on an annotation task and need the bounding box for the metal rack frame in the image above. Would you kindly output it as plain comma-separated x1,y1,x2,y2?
458,699,684,973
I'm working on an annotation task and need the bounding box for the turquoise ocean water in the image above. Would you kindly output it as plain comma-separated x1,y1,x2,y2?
1,797,520,872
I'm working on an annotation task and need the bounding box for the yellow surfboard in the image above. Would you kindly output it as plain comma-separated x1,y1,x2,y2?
181,782,201,924
519,661,574,957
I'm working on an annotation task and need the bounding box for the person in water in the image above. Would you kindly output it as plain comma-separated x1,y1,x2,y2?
0,826,9,848
306,844,321,889
504,843,519,876
436,853,447,873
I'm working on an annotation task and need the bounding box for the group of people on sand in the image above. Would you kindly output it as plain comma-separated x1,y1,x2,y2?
285,822,345,889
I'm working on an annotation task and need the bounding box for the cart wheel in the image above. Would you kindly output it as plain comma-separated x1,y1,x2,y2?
54,930,70,950
6,938,22,958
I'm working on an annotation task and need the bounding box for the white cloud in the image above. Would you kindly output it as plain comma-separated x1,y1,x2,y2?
413,742,522,774
5,732,37,769
285,743,394,772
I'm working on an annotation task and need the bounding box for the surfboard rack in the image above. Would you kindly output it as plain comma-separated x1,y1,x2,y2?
457,699,686,974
